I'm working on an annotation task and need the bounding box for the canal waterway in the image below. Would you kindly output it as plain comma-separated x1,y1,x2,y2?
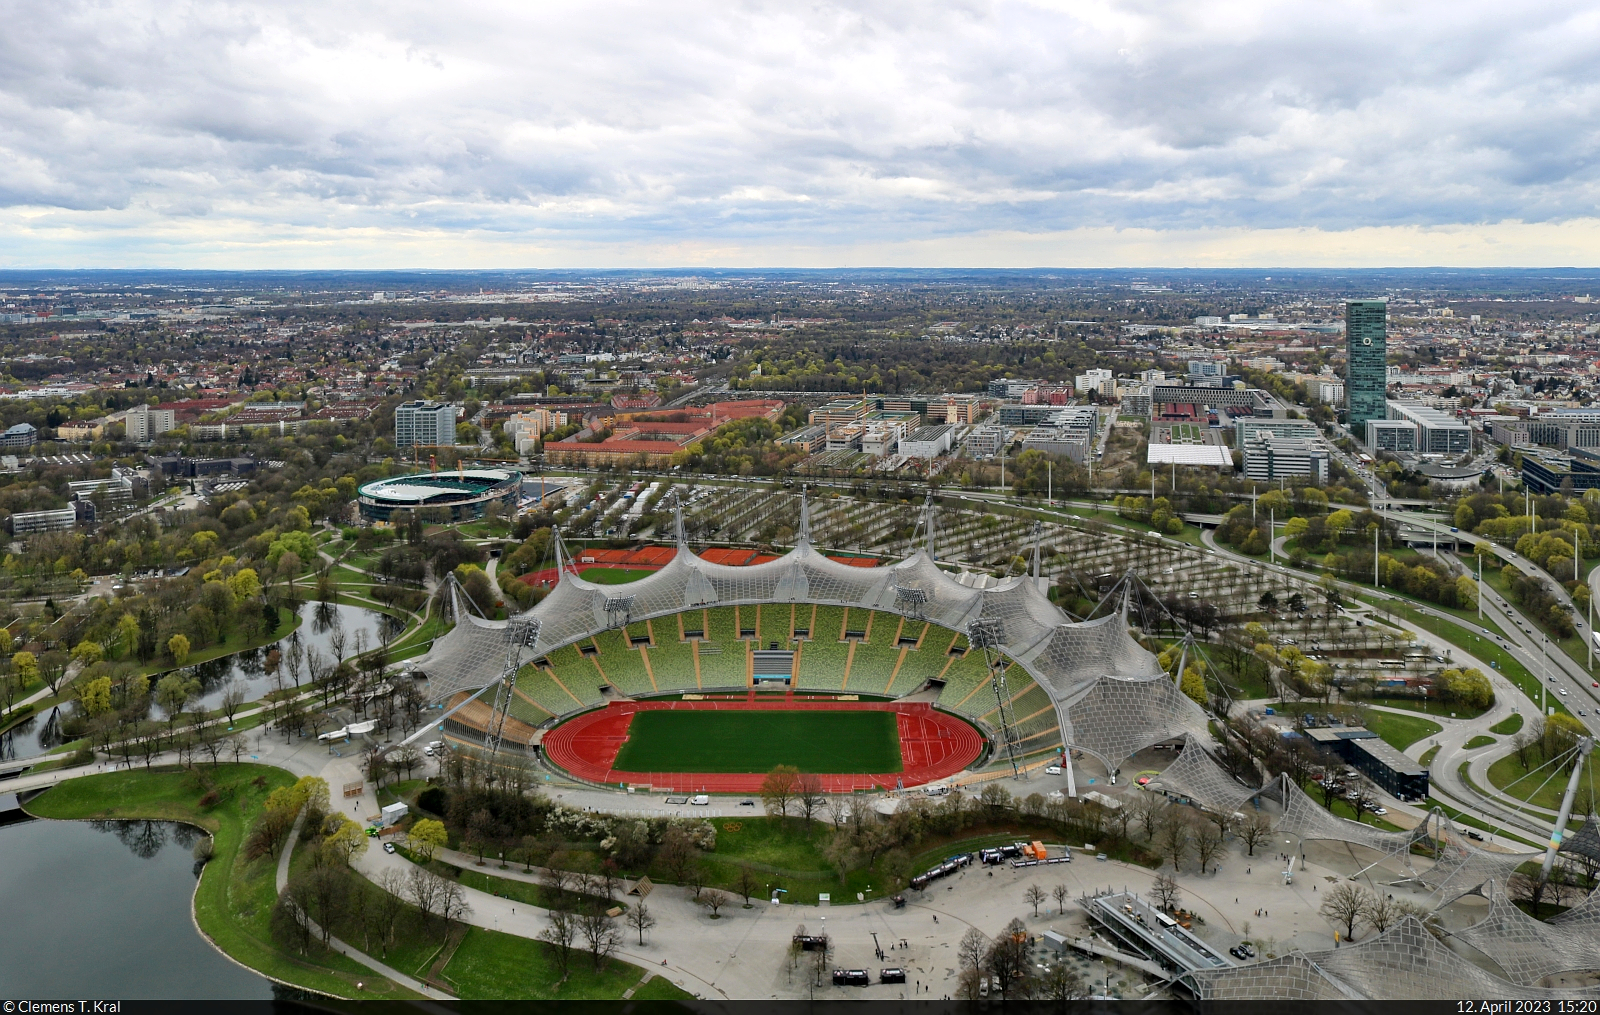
0,804,274,998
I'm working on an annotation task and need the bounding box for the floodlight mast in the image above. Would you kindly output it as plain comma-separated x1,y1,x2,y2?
485,617,540,758
1542,736,1596,880
970,618,1021,777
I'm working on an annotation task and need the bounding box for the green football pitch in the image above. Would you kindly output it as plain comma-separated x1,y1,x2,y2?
610,709,903,774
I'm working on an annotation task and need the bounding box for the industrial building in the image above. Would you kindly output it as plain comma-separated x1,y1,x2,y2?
1366,418,1419,452
964,424,1007,459
898,424,956,459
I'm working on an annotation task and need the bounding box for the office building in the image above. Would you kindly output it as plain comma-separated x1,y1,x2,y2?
1241,433,1329,484
0,423,37,450
394,401,458,449
1235,417,1321,448
964,424,1007,459
1366,419,1418,452
125,405,176,443
1386,402,1471,455
1344,300,1388,431
1523,449,1600,495
8,505,81,535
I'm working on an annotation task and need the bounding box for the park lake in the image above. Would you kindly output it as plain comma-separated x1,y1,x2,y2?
0,801,274,998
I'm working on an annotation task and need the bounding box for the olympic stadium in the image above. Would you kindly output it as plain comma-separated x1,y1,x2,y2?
415,494,1205,793
357,468,521,523
404,493,1600,1000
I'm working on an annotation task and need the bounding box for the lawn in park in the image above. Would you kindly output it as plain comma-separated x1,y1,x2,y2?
610,708,902,773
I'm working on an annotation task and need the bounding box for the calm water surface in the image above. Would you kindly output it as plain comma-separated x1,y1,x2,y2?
0,807,274,998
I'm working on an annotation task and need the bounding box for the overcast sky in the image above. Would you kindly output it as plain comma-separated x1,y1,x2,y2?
3,0,1599,268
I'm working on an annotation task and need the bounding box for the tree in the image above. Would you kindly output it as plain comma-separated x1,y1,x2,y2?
578,907,620,970
1024,883,1047,917
1040,962,1090,1001
760,763,800,818
1319,883,1371,941
540,907,579,977
12,650,38,689
1157,809,1191,871
372,868,409,957
733,865,760,907
1052,883,1070,915
700,888,729,918
795,773,824,830
985,918,1031,999
220,681,248,726
167,633,191,665
627,901,657,945
408,818,448,863
656,826,699,884
1150,872,1182,913
77,675,112,717
1238,812,1272,856
958,926,988,973
1193,817,1225,874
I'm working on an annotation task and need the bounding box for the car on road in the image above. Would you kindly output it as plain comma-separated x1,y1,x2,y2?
691,794,711,805
383,842,396,854
1372,807,1387,816
1045,765,1062,775
1560,689,1569,696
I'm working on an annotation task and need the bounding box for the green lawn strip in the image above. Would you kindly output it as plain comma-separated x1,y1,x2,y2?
1489,713,1525,735
1356,695,1487,720
611,709,903,774
1464,735,1497,749
1419,746,1440,767
1486,751,1600,811
1457,761,1585,837
439,926,644,1001
1425,795,1546,850
25,766,417,999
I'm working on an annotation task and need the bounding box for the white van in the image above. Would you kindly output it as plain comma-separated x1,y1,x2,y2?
690,794,711,806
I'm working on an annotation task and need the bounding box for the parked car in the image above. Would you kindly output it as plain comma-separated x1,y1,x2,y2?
691,794,711,805
1044,765,1062,775
383,842,396,854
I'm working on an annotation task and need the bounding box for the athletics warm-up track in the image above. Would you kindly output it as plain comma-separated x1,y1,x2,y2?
540,696,985,793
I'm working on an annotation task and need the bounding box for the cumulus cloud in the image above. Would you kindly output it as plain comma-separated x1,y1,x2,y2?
1,0,1598,264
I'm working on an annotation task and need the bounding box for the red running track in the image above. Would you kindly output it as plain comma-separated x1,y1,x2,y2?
540,696,984,793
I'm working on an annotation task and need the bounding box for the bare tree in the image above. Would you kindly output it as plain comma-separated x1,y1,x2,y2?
408,865,446,930
761,764,799,819
733,865,760,907
220,682,248,726
372,869,408,956
1193,818,1225,874
958,926,988,972
1132,793,1163,840
627,901,656,945
1365,892,1402,933
579,907,621,970
700,888,730,918
540,907,579,977
1318,883,1371,942
439,879,471,929
1157,809,1191,871
796,775,824,830
1052,883,1070,915
1238,812,1272,856
1149,872,1182,913
1024,883,1047,917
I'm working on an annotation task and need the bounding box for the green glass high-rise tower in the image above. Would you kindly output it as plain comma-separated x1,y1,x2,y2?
1345,300,1388,433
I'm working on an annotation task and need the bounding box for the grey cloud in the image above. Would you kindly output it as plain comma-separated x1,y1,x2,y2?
0,0,1598,250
